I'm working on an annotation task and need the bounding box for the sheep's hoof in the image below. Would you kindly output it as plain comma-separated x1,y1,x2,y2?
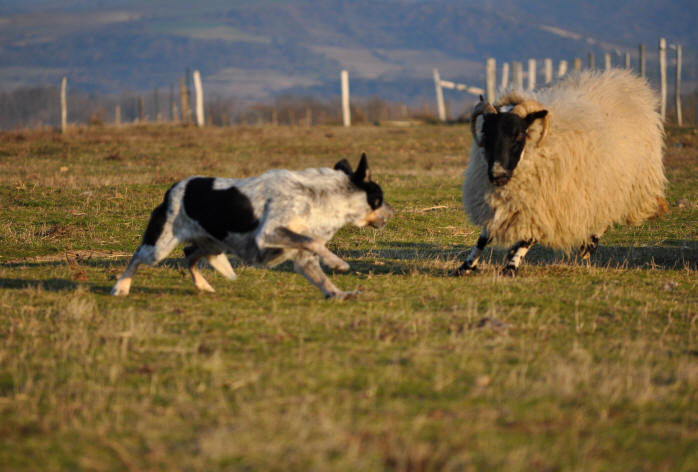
451,263,479,277
500,266,518,278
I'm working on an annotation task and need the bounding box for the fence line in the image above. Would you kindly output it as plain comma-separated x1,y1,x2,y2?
180,77,191,124
193,69,204,127
432,68,446,122
675,44,682,126
41,37,692,131
433,68,484,121
341,69,351,127
500,62,509,91
479,38,684,124
660,38,667,121
60,77,67,133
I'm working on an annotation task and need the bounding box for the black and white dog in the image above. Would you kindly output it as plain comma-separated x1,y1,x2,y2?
111,154,392,299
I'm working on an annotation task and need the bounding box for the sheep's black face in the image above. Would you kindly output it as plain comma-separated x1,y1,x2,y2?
482,113,529,186
481,110,548,186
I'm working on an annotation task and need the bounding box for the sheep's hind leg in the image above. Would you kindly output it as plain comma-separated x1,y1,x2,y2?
500,239,534,277
577,235,600,266
452,229,490,276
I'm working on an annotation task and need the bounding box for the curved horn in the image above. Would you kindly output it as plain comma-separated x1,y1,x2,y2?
470,95,497,146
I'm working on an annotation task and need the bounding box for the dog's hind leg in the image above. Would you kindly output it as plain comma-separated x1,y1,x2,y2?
264,227,350,272
293,251,358,300
183,245,216,293
112,235,181,296
206,253,237,281
112,190,183,296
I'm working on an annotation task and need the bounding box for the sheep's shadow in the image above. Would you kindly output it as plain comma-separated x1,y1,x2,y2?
343,239,698,271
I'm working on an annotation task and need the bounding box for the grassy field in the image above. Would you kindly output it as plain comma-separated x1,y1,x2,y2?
0,123,696,471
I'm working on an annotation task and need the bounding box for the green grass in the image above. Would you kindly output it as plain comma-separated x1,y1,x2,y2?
0,124,696,471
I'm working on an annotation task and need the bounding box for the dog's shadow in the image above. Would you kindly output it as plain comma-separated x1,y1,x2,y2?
1,240,695,294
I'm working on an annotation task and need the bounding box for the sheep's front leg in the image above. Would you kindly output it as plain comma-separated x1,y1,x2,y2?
452,229,490,276
500,239,534,277
293,251,358,300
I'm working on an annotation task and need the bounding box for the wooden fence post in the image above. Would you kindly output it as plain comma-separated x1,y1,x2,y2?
624,52,630,69
639,44,646,77
60,77,67,133
138,96,145,122
528,59,536,91
169,84,175,121
604,53,612,70
512,62,523,91
115,105,121,126
341,70,351,127
588,52,595,69
486,58,496,103
433,68,446,122
500,62,509,91
675,44,682,126
574,58,582,73
544,58,553,84
153,87,160,121
193,69,205,127
558,60,568,78
180,77,191,124
659,38,667,121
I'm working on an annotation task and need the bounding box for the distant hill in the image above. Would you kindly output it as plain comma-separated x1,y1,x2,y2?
1,0,696,106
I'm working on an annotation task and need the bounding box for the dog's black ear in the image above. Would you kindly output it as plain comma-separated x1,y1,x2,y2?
353,153,371,182
334,159,353,176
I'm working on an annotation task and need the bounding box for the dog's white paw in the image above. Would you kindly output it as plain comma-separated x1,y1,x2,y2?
195,282,216,293
332,261,351,272
111,279,131,296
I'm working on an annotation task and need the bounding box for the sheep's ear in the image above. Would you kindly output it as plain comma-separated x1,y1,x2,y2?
334,159,353,176
524,110,550,147
353,153,371,182
525,110,548,126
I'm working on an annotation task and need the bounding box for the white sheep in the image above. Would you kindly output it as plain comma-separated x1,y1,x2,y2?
454,69,667,276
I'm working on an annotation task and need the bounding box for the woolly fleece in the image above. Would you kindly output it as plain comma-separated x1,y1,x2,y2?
463,69,667,250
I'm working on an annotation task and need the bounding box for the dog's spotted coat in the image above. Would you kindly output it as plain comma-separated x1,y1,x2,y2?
112,154,392,299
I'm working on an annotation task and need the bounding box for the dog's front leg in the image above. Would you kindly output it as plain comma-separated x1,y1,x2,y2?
265,227,350,272
293,251,359,300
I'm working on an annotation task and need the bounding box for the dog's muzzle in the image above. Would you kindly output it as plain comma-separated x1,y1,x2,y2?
369,202,393,229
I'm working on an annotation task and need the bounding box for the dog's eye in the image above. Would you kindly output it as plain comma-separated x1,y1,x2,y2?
516,132,526,142
373,198,381,208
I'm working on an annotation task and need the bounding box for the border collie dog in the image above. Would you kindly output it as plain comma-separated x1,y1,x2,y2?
111,154,392,299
